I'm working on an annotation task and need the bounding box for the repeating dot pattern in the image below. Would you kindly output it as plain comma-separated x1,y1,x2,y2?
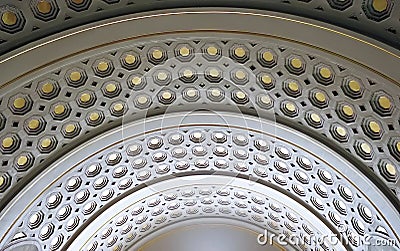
87,184,329,251
0,0,399,54
0,37,399,202
5,126,396,250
